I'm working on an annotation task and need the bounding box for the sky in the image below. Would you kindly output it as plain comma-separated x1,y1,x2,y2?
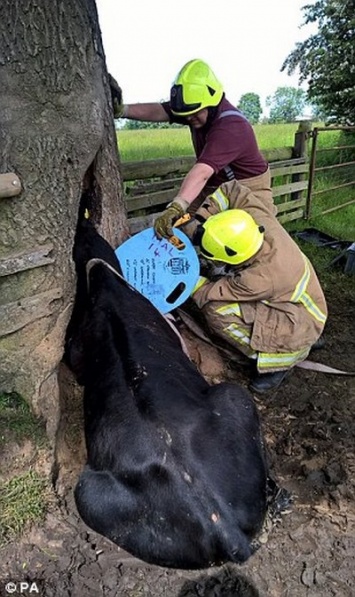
95,0,317,114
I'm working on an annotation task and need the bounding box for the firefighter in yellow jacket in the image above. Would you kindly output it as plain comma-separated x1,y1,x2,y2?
183,180,328,393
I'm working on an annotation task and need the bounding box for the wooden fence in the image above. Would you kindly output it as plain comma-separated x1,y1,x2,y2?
121,122,311,234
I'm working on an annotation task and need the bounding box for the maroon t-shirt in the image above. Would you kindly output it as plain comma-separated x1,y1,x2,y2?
162,96,268,186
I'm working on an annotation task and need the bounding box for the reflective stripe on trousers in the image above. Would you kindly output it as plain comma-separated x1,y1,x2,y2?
257,347,310,372
215,301,311,372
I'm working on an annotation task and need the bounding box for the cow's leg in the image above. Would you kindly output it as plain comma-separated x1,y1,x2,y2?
74,466,136,540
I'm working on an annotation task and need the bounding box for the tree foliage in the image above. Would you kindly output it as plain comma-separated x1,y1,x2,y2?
123,120,168,130
122,120,183,130
237,93,262,124
282,0,355,124
266,87,306,123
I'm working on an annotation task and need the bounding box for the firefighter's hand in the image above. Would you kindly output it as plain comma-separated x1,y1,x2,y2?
154,198,190,239
199,257,228,280
108,74,125,118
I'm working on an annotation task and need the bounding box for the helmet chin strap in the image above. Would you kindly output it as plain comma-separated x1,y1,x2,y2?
206,104,219,126
192,224,205,247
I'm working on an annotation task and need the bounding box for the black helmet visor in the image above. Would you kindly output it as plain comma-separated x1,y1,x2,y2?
170,84,201,115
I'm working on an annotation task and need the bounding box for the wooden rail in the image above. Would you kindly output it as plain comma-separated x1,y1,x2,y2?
120,122,314,233
122,152,309,233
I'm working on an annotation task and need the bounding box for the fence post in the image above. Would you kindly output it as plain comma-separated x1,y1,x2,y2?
293,121,312,159
291,121,312,202
305,128,319,220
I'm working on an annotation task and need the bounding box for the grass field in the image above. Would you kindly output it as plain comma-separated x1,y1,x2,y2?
117,123,303,162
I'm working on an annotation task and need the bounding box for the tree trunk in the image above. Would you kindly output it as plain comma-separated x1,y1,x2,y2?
0,0,128,440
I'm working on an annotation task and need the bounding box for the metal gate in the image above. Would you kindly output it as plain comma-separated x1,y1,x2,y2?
305,126,355,219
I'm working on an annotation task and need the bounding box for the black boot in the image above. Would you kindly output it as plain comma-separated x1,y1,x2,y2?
249,370,290,394
310,335,325,351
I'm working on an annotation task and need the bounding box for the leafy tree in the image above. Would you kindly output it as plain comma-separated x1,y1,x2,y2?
237,93,262,124
310,103,328,123
123,120,170,130
266,87,306,123
282,0,355,124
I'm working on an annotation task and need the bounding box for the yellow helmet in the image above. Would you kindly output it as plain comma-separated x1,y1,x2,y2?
170,59,223,116
200,210,264,265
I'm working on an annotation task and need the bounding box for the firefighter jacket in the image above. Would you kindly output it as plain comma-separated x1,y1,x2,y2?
191,180,328,354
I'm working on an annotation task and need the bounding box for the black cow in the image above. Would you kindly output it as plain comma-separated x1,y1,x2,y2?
65,218,269,570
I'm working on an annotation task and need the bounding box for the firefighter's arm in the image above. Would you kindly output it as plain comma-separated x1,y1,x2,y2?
108,75,168,122
191,276,234,309
191,268,272,309
178,163,214,204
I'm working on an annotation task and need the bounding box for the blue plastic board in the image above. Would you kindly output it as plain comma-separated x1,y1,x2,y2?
115,227,200,313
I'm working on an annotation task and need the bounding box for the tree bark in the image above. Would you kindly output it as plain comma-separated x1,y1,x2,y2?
0,0,128,437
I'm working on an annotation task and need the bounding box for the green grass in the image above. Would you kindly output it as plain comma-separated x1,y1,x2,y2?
0,470,50,545
0,391,47,448
0,393,51,544
304,190,355,240
293,207,355,242
117,123,353,163
117,123,302,162
254,123,301,150
118,127,194,161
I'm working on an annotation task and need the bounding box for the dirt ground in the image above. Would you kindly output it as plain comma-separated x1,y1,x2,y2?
1,279,354,597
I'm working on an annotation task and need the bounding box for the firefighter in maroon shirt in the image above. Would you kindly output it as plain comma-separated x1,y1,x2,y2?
112,59,274,238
